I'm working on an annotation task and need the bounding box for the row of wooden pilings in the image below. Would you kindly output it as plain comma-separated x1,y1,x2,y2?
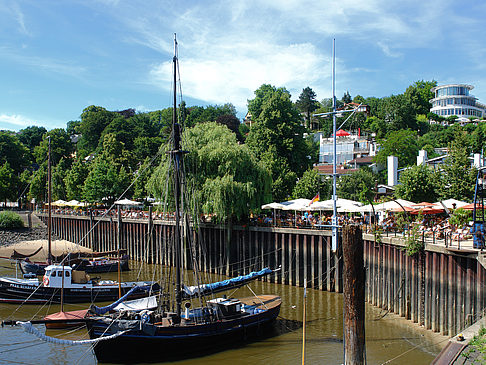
41,212,486,337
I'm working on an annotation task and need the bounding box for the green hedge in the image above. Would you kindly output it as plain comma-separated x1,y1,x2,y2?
0,211,24,229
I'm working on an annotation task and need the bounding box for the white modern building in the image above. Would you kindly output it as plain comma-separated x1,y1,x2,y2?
429,84,486,119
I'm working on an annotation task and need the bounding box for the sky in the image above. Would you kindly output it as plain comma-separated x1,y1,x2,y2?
1,0,486,131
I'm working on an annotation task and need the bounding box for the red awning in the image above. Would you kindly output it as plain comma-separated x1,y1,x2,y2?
335,129,350,137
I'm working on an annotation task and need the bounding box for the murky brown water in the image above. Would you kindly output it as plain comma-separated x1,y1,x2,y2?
0,260,446,364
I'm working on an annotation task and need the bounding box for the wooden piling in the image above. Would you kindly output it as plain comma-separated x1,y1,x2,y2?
342,225,366,365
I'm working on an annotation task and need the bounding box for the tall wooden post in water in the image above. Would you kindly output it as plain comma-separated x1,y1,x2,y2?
343,224,366,364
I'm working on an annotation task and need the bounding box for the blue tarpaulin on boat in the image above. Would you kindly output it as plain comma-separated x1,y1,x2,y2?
183,268,272,297
90,285,149,315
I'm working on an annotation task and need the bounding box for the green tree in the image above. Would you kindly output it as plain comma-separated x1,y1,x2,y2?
337,167,377,203
375,130,419,168
0,162,18,204
28,164,47,203
295,87,319,129
133,136,164,163
17,126,47,152
366,116,387,138
34,129,73,167
184,104,237,128
292,168,331,200
0,131,30,175
82,157,126,205
66,120,81,135
342,91,352,104
64,160,89,200
437,132,476,201
395,164,438,203
51,158,67,201
379,94,417,131
246,86,311,200
133,157,155,201
471,122,486,154
148,122,271,222
78,105,117,156
215,114,244,142
404,80,437,116
247,84,290,121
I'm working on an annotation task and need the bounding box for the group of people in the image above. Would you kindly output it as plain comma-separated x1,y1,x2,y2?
44,206,475,244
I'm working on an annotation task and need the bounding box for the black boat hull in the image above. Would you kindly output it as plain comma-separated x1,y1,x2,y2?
20,257,130,276
0,279,160,304
87,297,281,363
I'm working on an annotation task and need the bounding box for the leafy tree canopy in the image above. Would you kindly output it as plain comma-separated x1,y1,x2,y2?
215,114,243,142
64,160,89,201
404,80,437,116
0,131,30,174
0,162,18,203
295,87,319,128
337,167,377,203
375,129,419,168
82,157,131,205
247,84,290,121
17,126,47,152
246,86,312,200
78,105,117,155
34,128,73,167
394,164,438,203
148,122,271,221
437,131,476,201
292,168,331,200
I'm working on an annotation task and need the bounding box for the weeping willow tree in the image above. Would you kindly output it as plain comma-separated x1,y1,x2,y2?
148,122,271,223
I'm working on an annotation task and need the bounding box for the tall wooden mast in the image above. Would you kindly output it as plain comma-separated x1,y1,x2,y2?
170,34,184,320
47,136,52,265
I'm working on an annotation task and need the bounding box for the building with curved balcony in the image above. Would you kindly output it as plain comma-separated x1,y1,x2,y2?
429,84,486,119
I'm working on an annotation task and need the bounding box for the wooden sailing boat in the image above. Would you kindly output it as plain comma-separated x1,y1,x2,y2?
85,34,282,363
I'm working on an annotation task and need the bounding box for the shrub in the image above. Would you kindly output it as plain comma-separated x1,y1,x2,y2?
0,211,24,229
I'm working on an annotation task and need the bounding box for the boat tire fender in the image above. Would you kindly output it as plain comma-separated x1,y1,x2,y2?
43,276,49,286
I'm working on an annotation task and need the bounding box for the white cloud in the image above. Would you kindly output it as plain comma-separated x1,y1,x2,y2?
0,114,38,128
0,1,31,36
0,46,87,78
149,41,331,109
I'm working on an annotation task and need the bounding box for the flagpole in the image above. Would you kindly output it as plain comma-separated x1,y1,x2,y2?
332,38,338,252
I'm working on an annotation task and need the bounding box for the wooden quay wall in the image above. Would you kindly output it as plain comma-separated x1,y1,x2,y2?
41,213,486,337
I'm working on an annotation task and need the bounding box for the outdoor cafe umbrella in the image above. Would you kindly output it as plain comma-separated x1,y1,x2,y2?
114,198,142,206
261,202,286,210
307,198,363,211
359,199,415,213
434,199,469,210
279,199,312,211
51,199,67,206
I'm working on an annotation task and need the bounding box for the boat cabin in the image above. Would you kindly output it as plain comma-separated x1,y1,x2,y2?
43,265,90,288
207,298,242,317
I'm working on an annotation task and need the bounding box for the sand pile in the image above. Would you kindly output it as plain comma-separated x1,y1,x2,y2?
0,239,92,262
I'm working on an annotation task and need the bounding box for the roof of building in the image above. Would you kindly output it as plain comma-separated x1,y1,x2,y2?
314,164,358,175
430,84,474,92
348,156,374,164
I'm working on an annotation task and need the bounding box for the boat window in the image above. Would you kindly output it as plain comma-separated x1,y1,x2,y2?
56,271,61,277
65,271,70,277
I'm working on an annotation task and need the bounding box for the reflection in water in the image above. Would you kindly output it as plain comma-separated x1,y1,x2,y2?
0,261,446,364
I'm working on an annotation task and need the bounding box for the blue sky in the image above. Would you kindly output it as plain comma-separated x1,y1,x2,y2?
1,0,486,131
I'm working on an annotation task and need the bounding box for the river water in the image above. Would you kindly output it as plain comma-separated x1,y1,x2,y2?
0,260,446,364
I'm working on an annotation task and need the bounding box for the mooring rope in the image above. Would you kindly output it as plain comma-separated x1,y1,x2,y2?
17,321,127,346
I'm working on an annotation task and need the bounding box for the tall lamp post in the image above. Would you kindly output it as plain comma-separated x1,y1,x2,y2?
313,39,367,252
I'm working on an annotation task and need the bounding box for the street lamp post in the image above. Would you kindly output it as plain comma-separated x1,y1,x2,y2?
313,39,365,252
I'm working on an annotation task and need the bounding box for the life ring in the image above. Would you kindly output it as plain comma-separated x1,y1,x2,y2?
43,276,49,286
